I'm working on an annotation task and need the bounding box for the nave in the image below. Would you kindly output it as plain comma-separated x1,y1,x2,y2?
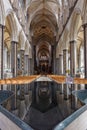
0,0,87,130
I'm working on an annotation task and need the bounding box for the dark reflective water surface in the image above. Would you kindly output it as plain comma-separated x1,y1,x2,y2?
31,81,57,113
24,81,77,130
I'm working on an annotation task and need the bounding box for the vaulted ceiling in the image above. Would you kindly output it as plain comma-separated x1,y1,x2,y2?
27,0,61,60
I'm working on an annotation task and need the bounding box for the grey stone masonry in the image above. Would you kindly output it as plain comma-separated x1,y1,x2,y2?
24,55,28,75
20,50,25,75
63,49,69,100
0,25,4,80
70,40,77,109
70,40,76,77
0,24,4,90
83,23,87,78
11,41,18,77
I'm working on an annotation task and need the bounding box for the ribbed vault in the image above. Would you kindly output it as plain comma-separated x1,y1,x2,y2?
27,0,61,73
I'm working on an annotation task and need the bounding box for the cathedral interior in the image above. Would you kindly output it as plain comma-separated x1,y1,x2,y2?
0,0,87,130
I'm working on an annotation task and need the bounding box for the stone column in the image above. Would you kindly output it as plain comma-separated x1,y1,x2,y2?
7,51,11,91
54,48,56,74
28,58,31,75
18,52,28,114
70,40,76,76
30,58,33,75
63,49,68,75
83,24,87,81
59,54,63,75
63,49,69,100
59,54,63,94
53,46,56,74
0,24,4,90
24,54,28,75
56,58,59,75
57,57,60,75
7,51,10,69
20,50,25,75
30,45,34,75
70,40,77,109
19,50,25,109
24,54,29,100
11,41,17,77
51,46,54,73
11,41,18,109
34,45,37,73
3,47,7,72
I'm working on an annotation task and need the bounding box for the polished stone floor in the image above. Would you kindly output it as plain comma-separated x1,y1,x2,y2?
0,112,21,130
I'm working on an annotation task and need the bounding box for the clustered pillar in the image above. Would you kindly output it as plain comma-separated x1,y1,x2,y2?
0,24,4,90
53,46,56,74
59,54,63,94
20,50,25,98
11,41,17,77
28,58,31,75
24,54,28,75
83,24,87,86
20,50,25,75
11,41,18,109
56,58,59,75
70,40,77,109
57,57,60,75
63,49,69,100
70,40,76,77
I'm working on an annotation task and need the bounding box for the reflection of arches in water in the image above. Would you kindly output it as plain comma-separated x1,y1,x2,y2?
37,82,52,111
42,64,45,72
31,81,57,112
38,85,50,99
37,81,51,101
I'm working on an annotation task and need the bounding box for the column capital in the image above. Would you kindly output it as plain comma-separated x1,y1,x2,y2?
20,49,25,52
28,57,32,59
24,54,29,56
63,49,68,52
0,24,5,28
11,41,18,44
70,40,76,44
59,54,63,56
56,57,59,60
82,23,87,28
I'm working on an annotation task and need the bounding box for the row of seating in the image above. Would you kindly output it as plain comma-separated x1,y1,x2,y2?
48,75,65,84
0,75,40,85
48,75,87,84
